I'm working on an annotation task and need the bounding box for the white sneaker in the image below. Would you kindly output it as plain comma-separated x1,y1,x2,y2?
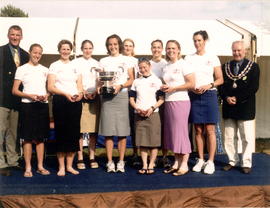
106,161,115,173
203,160,215,174
192,158,205,172
116,160,125,173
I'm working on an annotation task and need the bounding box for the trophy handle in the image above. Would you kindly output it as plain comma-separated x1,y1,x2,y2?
91,67,103,72
118,66,125,72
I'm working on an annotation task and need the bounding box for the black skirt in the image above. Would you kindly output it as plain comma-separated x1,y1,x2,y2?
19,102,49,142
52,95,82,153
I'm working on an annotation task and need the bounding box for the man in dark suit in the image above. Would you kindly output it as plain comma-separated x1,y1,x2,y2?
219,41,260,174
0,25,29,176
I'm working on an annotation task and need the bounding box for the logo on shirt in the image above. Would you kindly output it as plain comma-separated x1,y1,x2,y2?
150,82,157,88
206,61,213,66
173,68,181,74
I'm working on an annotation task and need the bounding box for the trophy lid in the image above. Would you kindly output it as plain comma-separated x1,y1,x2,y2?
99,71,116,77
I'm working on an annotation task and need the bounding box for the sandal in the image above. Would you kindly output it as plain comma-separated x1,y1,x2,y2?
147,168,155,175
173,169,189,176
138,168,147,175
37,169,50,175
24,171,33,178
89,159,99,169
77,160,86,170
163,167,178,174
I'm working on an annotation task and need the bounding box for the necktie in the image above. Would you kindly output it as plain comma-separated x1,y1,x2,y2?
234,63,239,75
13,48,20,67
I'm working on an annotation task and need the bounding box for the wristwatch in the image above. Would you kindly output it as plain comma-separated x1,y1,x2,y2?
210,83,215,88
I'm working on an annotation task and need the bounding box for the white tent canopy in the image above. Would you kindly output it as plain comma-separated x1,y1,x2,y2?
1,17,269,56
0,17,245,55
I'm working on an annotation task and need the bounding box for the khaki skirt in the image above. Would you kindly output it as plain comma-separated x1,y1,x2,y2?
135,112,161,147
80,98,100,133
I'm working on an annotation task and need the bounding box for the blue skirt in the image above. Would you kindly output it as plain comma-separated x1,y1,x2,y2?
189,90,219,124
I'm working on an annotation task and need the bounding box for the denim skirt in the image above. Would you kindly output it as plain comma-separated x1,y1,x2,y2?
189,90,219,124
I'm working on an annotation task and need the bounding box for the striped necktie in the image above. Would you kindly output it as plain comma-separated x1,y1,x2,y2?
13,48,20,67
234,63,240,75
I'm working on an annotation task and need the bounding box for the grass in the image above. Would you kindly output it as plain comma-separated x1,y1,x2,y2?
85,138,270,157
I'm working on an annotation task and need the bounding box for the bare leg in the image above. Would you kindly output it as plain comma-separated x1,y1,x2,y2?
140,147,148,170
89,134,97,160
149,148,158,169
194,124,205,160
105,137,114,162
118,137,126,162
172,153,180,169
205,124,216,161
57,152,66,176
179,153,189,170
36,142,45,169
23,142,32,175
66,152,79,175
77,136,84,161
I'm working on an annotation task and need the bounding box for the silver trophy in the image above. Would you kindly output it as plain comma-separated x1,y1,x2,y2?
98,71,117,95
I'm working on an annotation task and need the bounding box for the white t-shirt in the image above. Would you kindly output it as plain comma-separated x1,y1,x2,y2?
131,74,162,112
15,63,49,103
184,52,220,89
72,57,100,93
126,56,139,78
163,59,193,101
100,55,133,92
49,60,80,96
150,58,167,79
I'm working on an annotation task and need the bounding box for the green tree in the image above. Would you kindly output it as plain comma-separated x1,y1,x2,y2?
0,4,28,17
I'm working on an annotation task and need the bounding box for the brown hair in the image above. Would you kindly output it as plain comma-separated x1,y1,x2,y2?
8,25,22,35
81,39,94,50
138,57,151,66
57,39,72,52
193,30,209,41
105,34,123,55
29,43,43,52
151,39,163,48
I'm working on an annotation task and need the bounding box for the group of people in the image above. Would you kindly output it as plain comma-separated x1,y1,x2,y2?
0,25,260,177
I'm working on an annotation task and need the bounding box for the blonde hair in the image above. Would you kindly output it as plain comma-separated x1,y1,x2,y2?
165,40,181,61
123,38,135,56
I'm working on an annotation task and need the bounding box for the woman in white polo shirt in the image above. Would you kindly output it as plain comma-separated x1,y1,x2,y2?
150,39,167,79
48,40,83,176
150,39,170,168
122,38,141,166
185,30,223,174
130,58,164,174
161,40,195,176
12,43,50,177
99,34,134,173
72,40,100,170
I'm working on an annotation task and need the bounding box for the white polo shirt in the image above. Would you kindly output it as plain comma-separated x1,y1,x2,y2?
163,59,193,101
184,52,220,89
131,74,162,112
126,56,139,78
150,58,167,79
15,63,49,103
100,55,133,92
49,60,80,96
72,57,100,93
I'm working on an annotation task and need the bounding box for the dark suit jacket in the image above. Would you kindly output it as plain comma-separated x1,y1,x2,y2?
0,44,29,110
219,58,260,120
